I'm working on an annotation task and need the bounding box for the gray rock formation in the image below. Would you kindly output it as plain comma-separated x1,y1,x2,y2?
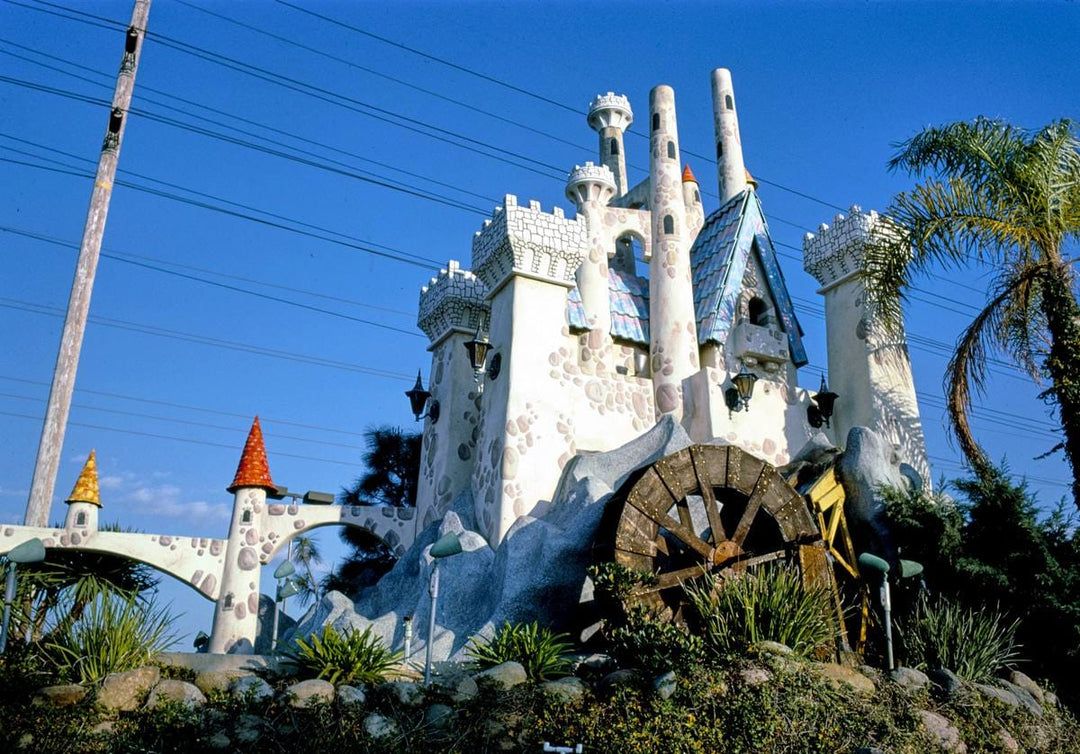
146,680,206,709
283,679,335,708
96,667,160,711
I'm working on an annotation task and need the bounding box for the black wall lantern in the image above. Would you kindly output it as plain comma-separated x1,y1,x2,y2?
807,375,839,429
463,326,492,394
405,371,440,423
724,368,758,414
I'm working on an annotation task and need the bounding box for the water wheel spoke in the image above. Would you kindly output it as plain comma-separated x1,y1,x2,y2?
690,446,726,545
732,473,770,546
628,500,713,561
633,563,710,593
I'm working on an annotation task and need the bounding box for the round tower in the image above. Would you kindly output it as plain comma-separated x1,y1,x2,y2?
711,68,748,204
567,162,618,349
587,92,633,197
681,163,705,239
63,449,100,533
648,84,699,420
209,417,276,654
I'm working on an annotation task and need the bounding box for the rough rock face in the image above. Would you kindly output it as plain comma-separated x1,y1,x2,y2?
96,667,161,711
286,416,693,663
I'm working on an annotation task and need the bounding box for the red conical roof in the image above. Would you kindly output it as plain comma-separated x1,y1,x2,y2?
227,416,276,493
682,164,698,183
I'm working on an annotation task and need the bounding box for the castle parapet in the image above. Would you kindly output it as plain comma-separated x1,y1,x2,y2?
471,194,587,295
802,206,904,290
417,260,490,345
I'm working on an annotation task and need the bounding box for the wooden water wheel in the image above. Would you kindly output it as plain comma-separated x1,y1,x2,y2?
593,444,833,621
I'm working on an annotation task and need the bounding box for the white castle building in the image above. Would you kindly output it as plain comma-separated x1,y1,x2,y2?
414,68,930,547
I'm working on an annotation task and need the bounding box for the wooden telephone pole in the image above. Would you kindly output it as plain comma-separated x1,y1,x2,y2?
24,0,152,527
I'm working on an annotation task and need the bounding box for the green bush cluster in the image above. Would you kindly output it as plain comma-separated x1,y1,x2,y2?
467,621,572,681
900,597,1021,682
282,624,401,685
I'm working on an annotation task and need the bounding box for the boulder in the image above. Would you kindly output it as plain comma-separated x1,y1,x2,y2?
836,427,913,562
451,675,479,702
475,661,528,690
738,666,772,687
146,679,206,709
337,684,366,706
254,593,296,654
927,668,963,699
383,680,426,707
32,684,87,707
916,709,966,753
996,729,1020,753
597,668,641,694
283,679,334,708
752,641,793,656
424,703,455,735
541,676,587,702
364,712,399,739
96,666,160,711
280,591,370,649
816,663,875,695
233,714,266,745
890,666,930,692
230,675,274,704
207,732,231,751
652,670,677,700
193,671,238,696
569,652,615,674
1004,669,1044,705
996,679,1043,717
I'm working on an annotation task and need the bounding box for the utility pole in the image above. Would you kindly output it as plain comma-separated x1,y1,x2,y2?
23,0,152,527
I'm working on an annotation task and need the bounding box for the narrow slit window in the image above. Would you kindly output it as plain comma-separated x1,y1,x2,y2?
663,215,675,235
75,512,86,526
652,113,660,131
610,138,619,156
666,141,676,159
725,94,734,110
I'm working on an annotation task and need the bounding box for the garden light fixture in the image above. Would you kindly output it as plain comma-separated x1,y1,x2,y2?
463,327,492,394
425,531,463,686
405,372,440,423
808,375,839,429
0,537,45,655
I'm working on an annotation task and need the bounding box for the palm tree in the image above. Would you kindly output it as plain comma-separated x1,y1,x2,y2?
288,535,323,607
865,118,1080,509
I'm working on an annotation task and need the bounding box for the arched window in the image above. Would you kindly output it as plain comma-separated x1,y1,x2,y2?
694,190,701,204
749,296,769,325
242,509,252,524
610,138,619,156
223,593,234,610
725,94,734,110
666,141,675,159
663,215,675,235
652,113,660,131
75,512,86,526
716,142,723,158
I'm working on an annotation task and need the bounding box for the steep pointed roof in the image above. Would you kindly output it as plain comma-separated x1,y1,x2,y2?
567,267,650,346
228,416,276,493
690,189,807,366
66,449,101,507
682,164,698,183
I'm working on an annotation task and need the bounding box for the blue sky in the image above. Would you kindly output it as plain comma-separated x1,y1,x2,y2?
1,0,1077,640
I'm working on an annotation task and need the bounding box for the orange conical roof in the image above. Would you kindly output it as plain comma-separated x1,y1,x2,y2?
227,416,276,493
66,450,101,507
745,168,758,189
682,164,698,183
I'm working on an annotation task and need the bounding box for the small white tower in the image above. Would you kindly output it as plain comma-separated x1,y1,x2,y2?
566,161,617,357
648,84,699,419
209,417,275,654
587,93,633,197
63,449,101,534
711,68,748,204
681,163,705,239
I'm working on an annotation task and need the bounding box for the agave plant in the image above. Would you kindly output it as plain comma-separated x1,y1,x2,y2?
283,625,401,685
900,597,1021,682
467,621,573,681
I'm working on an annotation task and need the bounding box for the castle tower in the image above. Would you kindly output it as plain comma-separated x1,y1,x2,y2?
415,261,490,529
209,417,275,654
711,68,748,204
587,93,633,197
63,449,100,533
803,208,931,485
648,84,699,419
566,161,617,361
682,164,705,239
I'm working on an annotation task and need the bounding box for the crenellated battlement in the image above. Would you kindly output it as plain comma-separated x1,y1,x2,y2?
470,194,586,294
417,260,490,344
566,161,616,206
587,92,633,132
802,205,903,290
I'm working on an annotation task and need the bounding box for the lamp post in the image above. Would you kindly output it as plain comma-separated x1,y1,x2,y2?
424,532,462,686
0,538,46,654
271,559,301,652
858,553,923,670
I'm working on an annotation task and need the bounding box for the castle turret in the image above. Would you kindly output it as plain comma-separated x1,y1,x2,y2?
803,207,931,486
682,163,705,239
566,161,617,355
587,93,633,197
648,85,698,419
711,68,748,204
415,261,490,529
63,449,100,533
209,417,275,654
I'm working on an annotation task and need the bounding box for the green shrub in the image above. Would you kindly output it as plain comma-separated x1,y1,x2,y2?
44,593,177,685
607,604,704,676
683,565,837,658
283,624,400,685
467,621,572,681
900,596,1021,682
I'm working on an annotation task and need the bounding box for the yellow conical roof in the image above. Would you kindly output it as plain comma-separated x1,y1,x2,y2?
66,450,101,508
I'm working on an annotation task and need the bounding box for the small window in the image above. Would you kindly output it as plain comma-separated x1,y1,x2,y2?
666,141,675,159
651,113,660,131
749,297,769,325
663,215,675,235
610,138,619,156
223,594,234,610
75,512,86,526
241,509,252,523
716,142,723,158
488,352,502,381
725,94,734,110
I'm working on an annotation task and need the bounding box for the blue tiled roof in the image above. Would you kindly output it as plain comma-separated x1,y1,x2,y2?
567,267,650,346
690,189,807,366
